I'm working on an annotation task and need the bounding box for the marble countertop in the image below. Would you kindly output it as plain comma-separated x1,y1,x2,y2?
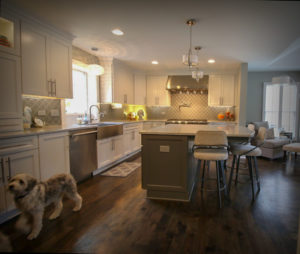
0,120,166,139
140,124,254,137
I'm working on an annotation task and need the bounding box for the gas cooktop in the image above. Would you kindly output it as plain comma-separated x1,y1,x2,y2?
165,119,208,124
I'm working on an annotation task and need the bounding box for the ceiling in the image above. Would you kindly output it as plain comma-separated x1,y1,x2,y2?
7,0,300,73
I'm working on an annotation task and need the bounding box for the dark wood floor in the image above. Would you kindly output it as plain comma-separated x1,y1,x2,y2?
1,155,299,254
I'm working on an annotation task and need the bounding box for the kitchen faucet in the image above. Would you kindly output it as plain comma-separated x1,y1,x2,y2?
89,104,104,123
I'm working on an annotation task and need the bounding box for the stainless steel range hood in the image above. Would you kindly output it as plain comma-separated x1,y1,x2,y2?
166,75,209,91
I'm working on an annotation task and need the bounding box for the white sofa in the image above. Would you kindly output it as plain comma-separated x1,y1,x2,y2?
250,121,290,159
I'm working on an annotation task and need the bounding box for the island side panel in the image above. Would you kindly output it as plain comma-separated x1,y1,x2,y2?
141,134,196,201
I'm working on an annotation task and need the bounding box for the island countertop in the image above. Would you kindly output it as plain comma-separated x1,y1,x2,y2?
140,124,254,137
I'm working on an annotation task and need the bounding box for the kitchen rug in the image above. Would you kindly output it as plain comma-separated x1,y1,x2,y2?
101,162,141,177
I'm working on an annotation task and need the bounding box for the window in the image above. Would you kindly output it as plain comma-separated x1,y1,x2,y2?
65,64,98,115
263,82,299,138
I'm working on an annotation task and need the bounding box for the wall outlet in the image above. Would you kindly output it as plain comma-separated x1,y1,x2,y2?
38,110,46,116
51,109,60,117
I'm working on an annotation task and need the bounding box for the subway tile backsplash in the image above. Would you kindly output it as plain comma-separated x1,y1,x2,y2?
22,96,61,125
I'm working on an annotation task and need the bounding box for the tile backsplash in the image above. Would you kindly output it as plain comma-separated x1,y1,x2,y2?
22,96,61,125
101,94,232,121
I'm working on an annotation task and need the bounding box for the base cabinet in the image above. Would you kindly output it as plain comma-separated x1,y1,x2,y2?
39,132,70,181
97,135,124,169
0,136,39,221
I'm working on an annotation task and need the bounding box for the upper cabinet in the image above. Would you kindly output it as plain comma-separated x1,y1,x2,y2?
208,74,235,107
0,11,20,56
113,59,134,104
21,21,72,98
146,75,170,106
0,52,22,132
134,74,146,105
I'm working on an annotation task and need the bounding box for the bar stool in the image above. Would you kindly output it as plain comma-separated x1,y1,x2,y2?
228,127,266,200
193,131,229,208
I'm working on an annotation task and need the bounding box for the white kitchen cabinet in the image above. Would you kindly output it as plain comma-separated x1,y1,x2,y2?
146,75,170,106
113,60,134,104
134,74,147,105
21,21,72,98
97,135,124,169
123,123,142,155
208,74,235,107
0,136,39,219
0,11,20,56
39,132,70,181
0,52,22,132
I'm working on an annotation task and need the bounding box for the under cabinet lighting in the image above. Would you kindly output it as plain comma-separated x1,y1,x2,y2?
151,60,159,65
208,59,215,63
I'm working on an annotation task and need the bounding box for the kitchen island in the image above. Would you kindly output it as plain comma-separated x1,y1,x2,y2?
140,124,253,201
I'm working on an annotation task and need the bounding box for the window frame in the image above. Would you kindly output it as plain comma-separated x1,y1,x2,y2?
262,81,300,140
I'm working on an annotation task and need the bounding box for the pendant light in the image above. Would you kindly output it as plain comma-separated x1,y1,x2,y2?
182,19,198,68
191,47,204,82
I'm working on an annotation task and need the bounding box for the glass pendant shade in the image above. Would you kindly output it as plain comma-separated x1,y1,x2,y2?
182,53,198,68
192,70,204,82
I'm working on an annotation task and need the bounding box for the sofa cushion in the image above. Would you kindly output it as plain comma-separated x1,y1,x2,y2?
266,128,275,139
253,121,269,131
262,138,290,149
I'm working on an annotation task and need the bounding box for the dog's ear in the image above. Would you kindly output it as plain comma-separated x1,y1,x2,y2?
25,176,37,191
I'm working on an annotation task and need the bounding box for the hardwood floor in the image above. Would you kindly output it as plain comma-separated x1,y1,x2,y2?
1,156,299,254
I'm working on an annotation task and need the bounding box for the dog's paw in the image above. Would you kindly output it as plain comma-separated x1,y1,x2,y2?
72,205,81,212
48,213,59,220
27,232,38,240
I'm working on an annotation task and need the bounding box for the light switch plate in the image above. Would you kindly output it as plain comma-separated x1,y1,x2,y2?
51,109,60,116
38,110,46,116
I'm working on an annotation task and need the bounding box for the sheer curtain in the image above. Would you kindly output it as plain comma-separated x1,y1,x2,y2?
263,82,299,139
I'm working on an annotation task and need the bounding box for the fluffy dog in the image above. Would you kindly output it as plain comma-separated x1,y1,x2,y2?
8,173,82,240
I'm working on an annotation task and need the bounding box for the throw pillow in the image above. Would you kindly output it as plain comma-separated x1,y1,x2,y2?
266,128,275,139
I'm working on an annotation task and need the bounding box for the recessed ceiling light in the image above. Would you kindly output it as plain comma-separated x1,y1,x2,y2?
152,60,159,65
112,29,124,36
208,59,215,63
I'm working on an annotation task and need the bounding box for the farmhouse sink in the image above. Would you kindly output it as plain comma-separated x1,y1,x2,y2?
96,123,123,139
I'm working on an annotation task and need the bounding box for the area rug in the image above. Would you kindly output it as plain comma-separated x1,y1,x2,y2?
101,161,141,177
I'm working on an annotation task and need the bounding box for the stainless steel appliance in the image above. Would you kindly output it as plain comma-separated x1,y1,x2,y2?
69,128,97,182
165,119,208,125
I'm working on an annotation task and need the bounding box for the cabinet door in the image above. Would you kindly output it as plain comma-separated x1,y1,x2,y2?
208,75,222,106
134,74,146,105
21,22,48,96
133,129,141,151
146,75,170,106
112,136,124,161
48,37,73,98
97,138,114,168
0,158,7,215
0,52,22,132
0,12,20,56
39,132,70,181
221,75,235,106
123,131,134,155
4,149,40,211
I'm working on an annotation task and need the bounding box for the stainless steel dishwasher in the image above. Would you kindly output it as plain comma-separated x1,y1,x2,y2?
69,128,97,182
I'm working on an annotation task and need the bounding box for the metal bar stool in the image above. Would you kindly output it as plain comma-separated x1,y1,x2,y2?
228,127,266,200
193,131,229,208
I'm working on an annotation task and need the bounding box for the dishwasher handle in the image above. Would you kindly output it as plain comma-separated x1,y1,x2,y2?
71,130,98,139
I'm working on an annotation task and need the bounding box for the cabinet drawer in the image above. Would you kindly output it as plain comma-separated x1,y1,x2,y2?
0,135,38,155
123,123,143,131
